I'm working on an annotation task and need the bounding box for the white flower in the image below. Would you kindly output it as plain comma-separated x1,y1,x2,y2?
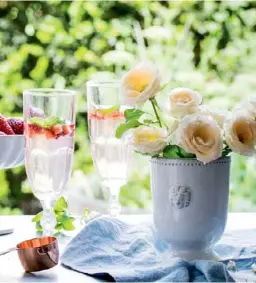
224,111,256,156
121,62,161,106
176,113,223,164
169,88,202,118
235,96,256,118
132,126,167,155
198,105,229,128
168,119,179,135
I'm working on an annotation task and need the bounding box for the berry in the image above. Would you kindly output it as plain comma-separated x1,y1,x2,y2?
0,115,14,135
44,129,55,139
28,124,43,137
52,124,63,136
7,118,24,135
63,125,72,135
0,131,6,136
29,106,44,118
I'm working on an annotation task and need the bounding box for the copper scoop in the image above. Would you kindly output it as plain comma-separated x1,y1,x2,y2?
0,236,59,272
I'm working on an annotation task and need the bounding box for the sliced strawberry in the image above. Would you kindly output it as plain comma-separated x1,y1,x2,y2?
111,111,124,119
0,131,6,136
0,115,15,135
7,118,24,135
44,129,55,139
52,124,63,136
63,125,72,135
27,124,43,137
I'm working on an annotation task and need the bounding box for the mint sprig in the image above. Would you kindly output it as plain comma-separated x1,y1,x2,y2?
29,116,65,129
32,197,75,233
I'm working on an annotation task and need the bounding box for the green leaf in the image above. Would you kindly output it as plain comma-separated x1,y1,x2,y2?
36,221,43,232
29,116,64,129
177,147,196,158
163,145,180,158
32,211,43,222
115,120,141,138
222,146,232,157
82,208,90,219
54,196,67,212
124,109,145,122
143,119,157,124
97,105,120,115
55,223,63,231
62,217,75,231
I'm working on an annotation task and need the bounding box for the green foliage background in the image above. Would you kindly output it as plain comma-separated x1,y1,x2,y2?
0,1,256,214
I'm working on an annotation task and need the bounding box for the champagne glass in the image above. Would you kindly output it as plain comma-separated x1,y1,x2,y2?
87,81,133,216
23,89,76,235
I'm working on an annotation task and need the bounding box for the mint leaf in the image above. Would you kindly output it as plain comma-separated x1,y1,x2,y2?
62,217,75,231
54,196,67,212
29,116,64,129
124,109,145,122
36,221,43,232
32,211,43,222
97,105,120,115
115,120,141,138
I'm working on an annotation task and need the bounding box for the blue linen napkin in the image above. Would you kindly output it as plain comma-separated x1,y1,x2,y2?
61,216,239,282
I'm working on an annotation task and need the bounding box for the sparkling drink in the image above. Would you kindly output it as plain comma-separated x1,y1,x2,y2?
25,123,75,201
88,107,132,190
87,80,133,216
23,89,76,235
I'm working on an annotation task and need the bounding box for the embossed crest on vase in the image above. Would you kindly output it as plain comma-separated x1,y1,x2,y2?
169,184,192,209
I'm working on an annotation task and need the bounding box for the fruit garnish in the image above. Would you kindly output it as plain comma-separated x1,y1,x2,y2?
89,105,124,120
29,116,65,129
96,105,120,115
7,118,24,135
29,106,44,118
63,125,72,135
0,115,15,135
52,124,63,135
44,129,55,139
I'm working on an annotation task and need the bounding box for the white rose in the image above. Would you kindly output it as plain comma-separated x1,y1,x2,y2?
121,62,161,106
198,105,229,128
132,126,167,155
169,88,202,118
235,97,256,118
224,111,256,156
176,113,223,164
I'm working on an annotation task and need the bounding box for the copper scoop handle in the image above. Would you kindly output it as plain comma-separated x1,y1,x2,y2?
0,247,17,256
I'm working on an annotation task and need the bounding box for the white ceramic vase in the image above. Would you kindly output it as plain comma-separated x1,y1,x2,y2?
151,157,231,260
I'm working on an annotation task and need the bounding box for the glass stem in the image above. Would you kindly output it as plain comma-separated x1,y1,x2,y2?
40,199,56,236
108,186,121,217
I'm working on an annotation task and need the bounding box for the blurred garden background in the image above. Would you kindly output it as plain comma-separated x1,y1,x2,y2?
0,1,256,215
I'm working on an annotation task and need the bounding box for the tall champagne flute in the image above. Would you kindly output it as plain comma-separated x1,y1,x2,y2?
87,81,133,216
23,89,76,235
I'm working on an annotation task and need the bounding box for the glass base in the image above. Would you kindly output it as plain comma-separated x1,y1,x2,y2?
108,187,121,217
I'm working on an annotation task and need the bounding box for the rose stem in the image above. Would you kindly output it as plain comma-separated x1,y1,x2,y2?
150,97,162,127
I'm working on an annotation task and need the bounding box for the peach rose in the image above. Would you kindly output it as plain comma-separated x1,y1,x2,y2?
169,88,202,118
132,126,167,155
121,62,161,106
176,113,223,163
224,112,256,156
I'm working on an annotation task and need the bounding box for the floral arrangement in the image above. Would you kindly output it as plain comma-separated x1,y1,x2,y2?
116,62,256,164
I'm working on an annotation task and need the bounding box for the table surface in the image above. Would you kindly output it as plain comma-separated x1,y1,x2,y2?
0,213,256,282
